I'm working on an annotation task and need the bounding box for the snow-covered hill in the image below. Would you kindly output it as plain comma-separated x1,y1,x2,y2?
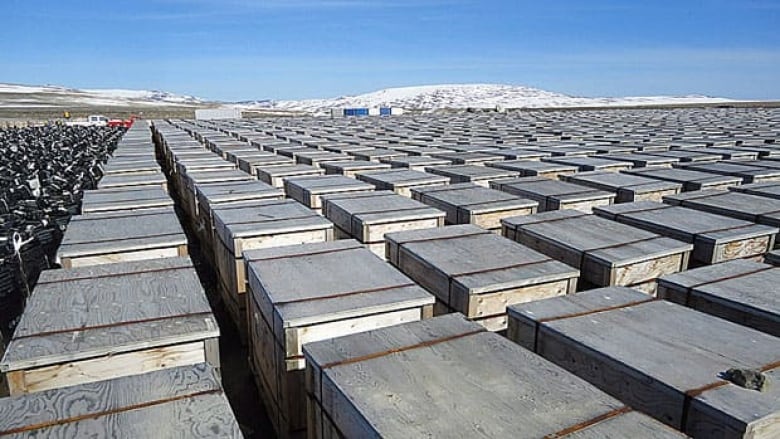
0,83,206,108
242,84,736,114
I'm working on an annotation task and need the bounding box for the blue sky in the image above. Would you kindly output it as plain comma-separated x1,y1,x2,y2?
2,0,779,101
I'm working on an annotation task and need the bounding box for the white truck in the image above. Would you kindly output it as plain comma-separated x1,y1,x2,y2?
66,115,109,127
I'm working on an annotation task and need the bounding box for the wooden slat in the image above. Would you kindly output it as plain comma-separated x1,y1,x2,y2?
507,290,780,438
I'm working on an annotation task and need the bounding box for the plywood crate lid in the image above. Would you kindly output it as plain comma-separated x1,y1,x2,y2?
1,259,216,371
305,313,684,438
0,364,241,437
212,199,332,251
244,240,433,331
58,209,187,258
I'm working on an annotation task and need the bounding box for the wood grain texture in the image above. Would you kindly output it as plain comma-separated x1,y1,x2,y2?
663,189,780,228
307,315,678,438
657,259,779,336
0,363,241,438
516,297,780,437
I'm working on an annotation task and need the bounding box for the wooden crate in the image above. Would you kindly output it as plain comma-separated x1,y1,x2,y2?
411,183,538,231
563,171,682,202
256,164,325,188
304,313,685,439
487,159,579,180
295,151,352,168
644,149,723,163
236,154,293,174
384,225,579,330
194,180,285,260
730,181,780,200
624,166,743,191
180,169,256,221
349,149,407,162
380,155,452,171
283,175,375,212
356,168,449,197
0,257,219,395
430,151,504,165
657,259,779,336
212,199,334,335
543,156,633,172
502,209,692,293
594,201,777,265
102,159,161,176
664,189,780,228
58,207,188,268
425,164,519,187
322,191,445,257
319,160,390,177
506,289,780,438
679,162,780,183
491,176,616,212
97,172,168,192
245,240,434,437
601,153,679,167
0,364,241,437
80,186,173,214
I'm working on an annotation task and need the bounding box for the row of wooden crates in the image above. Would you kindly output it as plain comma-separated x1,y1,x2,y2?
155,119,780,438
0,124,243,436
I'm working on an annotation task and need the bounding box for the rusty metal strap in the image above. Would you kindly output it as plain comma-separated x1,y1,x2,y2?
0,389,222,436
36,264,193,286
451,257,556,278
65,231,185,246
504,211,590,230
246,244,358,263
537,297,659,325
215,213,317,228
275,283,418,306
320,328,485,370
543,406,632,438
13,311,214,341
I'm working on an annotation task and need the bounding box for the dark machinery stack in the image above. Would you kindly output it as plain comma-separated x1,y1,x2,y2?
0,125,124,338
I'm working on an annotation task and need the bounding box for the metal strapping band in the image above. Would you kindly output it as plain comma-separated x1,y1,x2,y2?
275,283,417,306
216,213,317,228
0,389,222,436
451,258,556,278
13,311,214,340
543,406,632,438
36,264,193,286
320,328,485,370
247,245,359,263
66,231,185,246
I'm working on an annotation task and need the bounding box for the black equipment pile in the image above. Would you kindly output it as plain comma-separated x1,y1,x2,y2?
0,124,124,339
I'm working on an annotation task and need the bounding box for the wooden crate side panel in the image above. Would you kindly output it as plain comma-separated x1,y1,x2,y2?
64,246,182,268
9,342,205,395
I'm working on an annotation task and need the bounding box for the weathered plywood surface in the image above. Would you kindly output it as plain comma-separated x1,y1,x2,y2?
98,172,168,190
502,210,692,289
730,181,780,200
411,183,538,230
284,175,375,209
1,257,217,371
663,189,780,227
255,164,325,188
0,364,241,438
356,169,449,197
304,314,684,439
491,176,615,212
213,199,333,253
680,162,780,183
320,160,390,177
379,155,452,171
624,167,742,191
594,201,777,264
508,295,780,438
766,249,780,265
322,191,445,243
543,156,633,172
425,164,519,186
602,153,679,167
195,180,284,215
564,171,682,202
657,259,779,336
81,187,173,213
58,208,187,260
384,225,578,328
487,160,578,180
